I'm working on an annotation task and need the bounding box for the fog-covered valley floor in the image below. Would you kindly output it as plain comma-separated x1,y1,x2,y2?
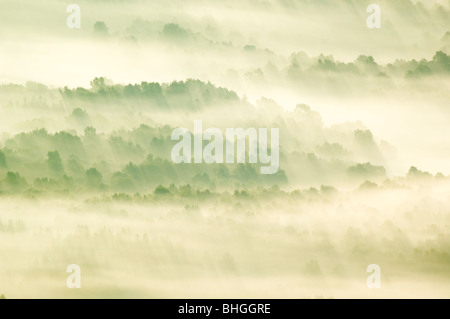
0,0,450,298
1,181,450,298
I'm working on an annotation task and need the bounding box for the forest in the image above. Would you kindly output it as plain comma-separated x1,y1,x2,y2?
0,0,449,298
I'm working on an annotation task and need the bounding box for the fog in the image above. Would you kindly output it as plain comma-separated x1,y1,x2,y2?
1,180,449,298
0,0,449,298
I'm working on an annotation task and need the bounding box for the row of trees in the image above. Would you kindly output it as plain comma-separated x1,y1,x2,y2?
60,78,240,110
287,51,450,79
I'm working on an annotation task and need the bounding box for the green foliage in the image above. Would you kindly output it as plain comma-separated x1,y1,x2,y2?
234,189,250,198
111,193,132,201
154,185,170,195
320,185,337,195
3,172,28,191
0,149,6,168
233,164,259,182
408,166,433,179
315,55,338,72
84,126,97,138
244,45,257,52
33,175,74,191
286,50,450,80
85,168,103,189
61,79,239,110
432,51,450,72
178,184,192,197
5,129,84,160
0,79,426,195
191,173,212,186
347,163,386,179
93,22,109,37
356,55,377,66
405,51,450,77
109,136,144,158
111,172,134,191
140,82,164,98
47,151,63,174
162,23,190,40
66,155,85,178
359,180,378,190
354,130,375,145
0,294,5,299
90,77,107,92
71,108,88,119
406,63,432,78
